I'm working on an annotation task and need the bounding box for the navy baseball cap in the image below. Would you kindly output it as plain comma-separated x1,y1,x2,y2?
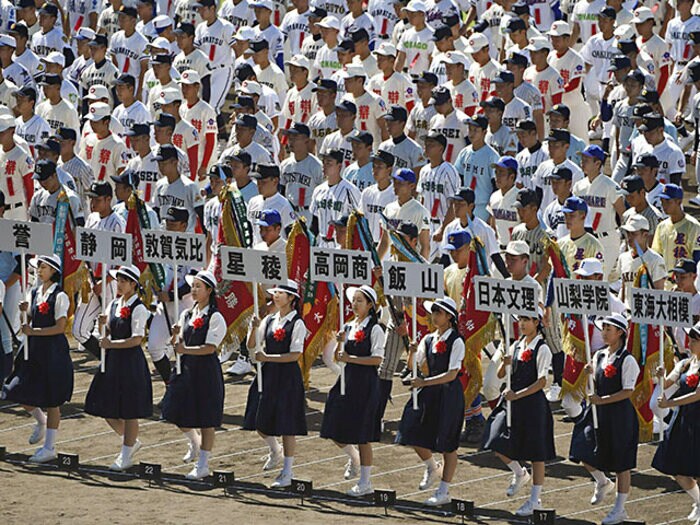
492,155,518,172
370,149,395,166
467,114,489,129
579,144,606,162
620,174,644,195
515,119,537,132
547,104,571,119
312,78,338,92
284,121,311,137
256,209,282,226
234,114,258,128
164,206,189,222
348,26,370,42
638,89,660,103
659,184,683,200
249,37,270,53
625,69,646,84
413,71,438,85
449,187,476,204
513,188,539,208
151,54,173,65
153,113,176,128
429,86,452,105
209,164,233,180
444,230,471,251
609,56,632,72
232,95,255,110
111,170,140,188
125,123,151,137
225,149,252,166
599,6,616,18
89,34,108,47
511,1,529,15
561,196,588,214
639,115,664,132
633,153,660,169
33,159,57,180
86,181,113,198
544,128,571,143
398,221,419,238
492,70,515,84
348,130,373,146
618,39,638,55
234,63,255,82
36,138,60,154
392,168,417,183
154,144,178,161
251,163,280,180
505,52,528,67
546,166,573,181
335,99,357,114
118,5,138,16
39,3,59,17
333,38,355,53
321,149,344,163
442,13,460,27
505,17,526,33
173,23,195,36
480,97,505,111
383,105,408,121
673,258,697,275
423,130,448,148
432,25,453,41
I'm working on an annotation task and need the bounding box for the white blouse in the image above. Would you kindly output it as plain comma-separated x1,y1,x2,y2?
28,283,69,320
177,304,227,347
416,328,465,372
511,334,552,380
344,315,386,358
593,346,640,391
106,294,150,337
667,357,700,385
252,310,307,354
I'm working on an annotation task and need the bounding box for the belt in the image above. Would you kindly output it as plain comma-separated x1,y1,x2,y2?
596,231,610,238
678,61,689,66
6,202,23,209
376,34,390,40
430,218,441,224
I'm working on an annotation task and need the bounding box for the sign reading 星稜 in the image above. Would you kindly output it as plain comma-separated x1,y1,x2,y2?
474,276,540,317
382,261,443,298
630,288,693,328
220,247,288,284
141,230,205,266
553,278,611,316
310,247,373,285
0,219,53,255
75,227,132,264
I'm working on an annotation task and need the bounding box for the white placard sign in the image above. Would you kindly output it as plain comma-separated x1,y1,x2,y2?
75,227,132,264
220,247,288,284
382,261,444,299
0,219,54,255
141,229,206,266
309,247,373,285
630,288,693,328
474,276,540,317
553,278,611,316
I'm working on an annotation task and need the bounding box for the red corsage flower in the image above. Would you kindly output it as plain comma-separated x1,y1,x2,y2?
604,364,617,378
686,374,699,388
519,349,533,363
435,340,447,354
119,306,131,319
37,302,49,314
354,329,366,343
192,317,205,330
273,327,286,341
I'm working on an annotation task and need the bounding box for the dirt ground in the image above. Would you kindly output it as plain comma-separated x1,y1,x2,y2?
0,348,690,525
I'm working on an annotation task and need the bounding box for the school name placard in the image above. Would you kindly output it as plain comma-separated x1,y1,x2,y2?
0,219,53,255
382,261,444,299
474,276,540,317
141,230,206,266
309,247,373,285
75,227,132,264
220,247,288,284
630,288,693,328
553,278,611,316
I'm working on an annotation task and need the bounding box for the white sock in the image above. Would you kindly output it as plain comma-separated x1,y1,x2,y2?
343,445,360,464
424,457,437,471
590,469,608,485
30,408,46,425
438,480,450,494
197,449,211,471
687,485,700,505
265,436,282,455
613,492,628,513
44,428,57,450
121,444,133,461
507,461,525,476
359,465,372,485
530,484,542,504
183,429,201,447
283,456,294,475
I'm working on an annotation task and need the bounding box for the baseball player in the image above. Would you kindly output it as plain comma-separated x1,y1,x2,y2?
0,115,34,221
345,130,375,192
541,165,574,239
652,184,700,272
28,159,84,225
493,69,533,133
406,71,438,148
532,128,584,209
12,86,51,156
368,42,416,111
223,114,274,172
35,75,80,139
360,148,397,241
252,0,284,68
514,119,549,191
619,174,662,238
378,105,425,173
395,1,435,74
109,6,149,99
633,7,672,97
545,104,587,166
31,4,72,62
247,163,296,245
319,99,356,169
178,70,218,176
482,97,518,156
279,0,311,57
56,127,93,203
307,78,338,152
79,34,119,109
279,54,315,144
442,51,479,116
79,102,129,182
524,37,564,121
343,63,388,145
112,74,150,145
635,113,686,185
123,123,160,203
488,156,520,248
157,88,201,179
504,52,546,138
427,86,470,164
280,122,324,223
172,23,212,98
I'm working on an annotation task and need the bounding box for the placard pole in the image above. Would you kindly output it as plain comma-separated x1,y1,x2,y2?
174,263,181,375
254,281,262,393
658,323,664,441
100,262,107,373
582,314,598,429
339,282,346,396
411,296,418,410
20,250,27,360
505,316,511,428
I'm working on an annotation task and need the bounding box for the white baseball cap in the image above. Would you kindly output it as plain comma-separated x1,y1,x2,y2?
86,102,111,121
526,36,551,52
234,26,257,41
250,0,273,9
505,240,530,257
0,114,16,132
178,69,201,84
41,51,65,66
463,33,489,54
75,27,96,40
316,15,340,30
285,54,311,69
549,21,571,36
403,0,428,12
153,14,173,29
344,63,366,78
573,257,604,276
373,42,397,57
620,213,650,232
240,80,262,95
156,86,182,104
614,24,635,41
442,50,470,66
147,36,171,50
632,6,655,23
0,34,15,47
85,84,110,100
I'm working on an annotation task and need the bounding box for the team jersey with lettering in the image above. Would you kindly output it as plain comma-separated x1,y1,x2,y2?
308,110,338,146
152,175,203,231
340,12,376,44
543,196,569,239
30,27,69,59
280,8,311,57
532,158,583,209
180,99,218,172
319,128,355,169
360,182,397,241
488,184,519,247
429,110,470,164
126,152,161,203
419,160,460,238
572,0,606,43
515,143,549,191
301,33,323,63
255,23,284,65
195,18,235,69
581,34,621,84
219,0,255,32
173,49,211,79
502,96,532,132
446,78,479,116
468,59,502,102
558,231,604,273
481,3,504,57
406,100,437,147
454,142,499,221
172,119,200,175
397,25,435,74
615,248,666,308
110,30,148,78
112,101,151,142
486,124,518,155
175,0,202,26
314,44,341,80
368,0,399,41
547,47,587,110
79,59,120,104
0,145,34,221
309,178,362,246
665,15,700,65
572,173,622,234
367,71,415,110
280,82,316,132
29,185,83,224
79,132,128,182
280,153,324,222
66,0,99,34
345,90,387,145
247,192,296,245
633,138,686,185
638,33,672,85
652,214,700,271
378,134,425,171
523,65,564,113
96,5,119,39
13,49,43,81
36,99,80,137
15,114,51,154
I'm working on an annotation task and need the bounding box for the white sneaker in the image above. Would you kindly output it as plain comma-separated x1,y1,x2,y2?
183,441,200,463
110,449,135,472
546,384,561,402
515,499,542,516
506,470,531,497
218,345,235,364
688,503,700,521
419,462,443,490
227,355,253,375
186,465,211,480
424,490,451,506
689,195,700,207
601,508,628,525
347,482,373,497
131,439,142,458
344,458,360,480
271,470,292,488
590,479,615,505
262,449,282,471
28,422,46,445
29,446,56,463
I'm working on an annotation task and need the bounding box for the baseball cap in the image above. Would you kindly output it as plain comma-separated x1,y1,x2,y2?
225,149,252,166
125,123,150,137
383,105,408,122
39,3,59,17
632,6,654,23
632,153,660,169
255,209,282,227
251,163,280,180
9,22,29,39
638,89,660,104
231,95,255,110
86,181,113,198
574,257,604,276
150,54,173,66
464,33,489,53
248,37,269,53
57,127,77,141
511,1,529,15
444,230,471,251
442,13,461,27
515,119,537,132
549,20,571,36
432,25,453,42
403,0,428,12
156,87,182,105
632,104,653,118
285,54,311,70
374,42,398,56
308,7,327,19
312,78,338,92
398,222,419,238
480,97,505,111
505,17,526,33
330,215,350,227
618,39,639,55
513,188,539,208
492,155,518,172
111,170,140,188
505,52,528,67
344,64,366,78
153,14,173,30
0,34,16,48
442,50,470,66
689,63,700,83
348,26,370,43
625,69,645,85
335,99,357,114
33,159,57,180
639,115,664,132
334,38,355,54
36,138,60,154
620,213,650,232
467,114,489,129
234,114,258,128
320,149,344,164
178,69,201,84
561,195,588,214
579,144,606,162
674,258,698,275
118,5,138,16
39,73,61,86
620,175,644,195
85,84,109,100
154,144,179,161
233,27,257,43
284,122,311,137
370,149,395,166
413,71,438,85
450,187,476,204
240,80,262,96
429,86,452,105
546,166,573,181
173,22,195,36
209,164,233,180
547,104,571,120
544,128,571,143
250,0,273,9
492,70,515,84
86,102,111,121
348,130,373,146
164,206,189,223
505,240,530,256
609,56,632,72
152,113,177,128
89,34,109,47
614,24,636,41
526,36,550,51
316,15,340,30
147,37,171,51
392,167,417,183
0,114,16,133
659,183,683,200
423,130,448,148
